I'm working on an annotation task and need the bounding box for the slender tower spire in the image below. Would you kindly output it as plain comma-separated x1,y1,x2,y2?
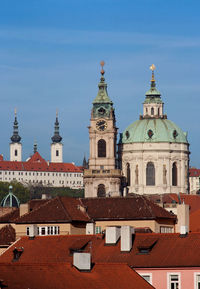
10,108,21,143
51,110,62,143
10,109,22,161
33,140,37,154
51,110,63,163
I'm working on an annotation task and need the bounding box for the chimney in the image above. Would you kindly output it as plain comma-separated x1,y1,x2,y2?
29,224,37,239
73,252,91,271
121,226,134,252
176,203,189,234
105,226,120,245
86,223,95,235
19,203,29,217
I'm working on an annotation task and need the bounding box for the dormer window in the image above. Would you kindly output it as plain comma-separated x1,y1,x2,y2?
137,238,157,254
13,247,24,262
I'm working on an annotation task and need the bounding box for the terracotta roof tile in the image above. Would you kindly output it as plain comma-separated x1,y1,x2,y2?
2,232,200,268
0,263,154,289
81,195,176,221
0,225,15,246
0,208,19,223
189,168,200,177
15,197,90,224
0,152,83,173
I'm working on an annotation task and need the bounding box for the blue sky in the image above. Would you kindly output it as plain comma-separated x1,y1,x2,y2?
0,0,200,166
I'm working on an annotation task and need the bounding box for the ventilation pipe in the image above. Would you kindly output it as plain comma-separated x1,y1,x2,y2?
73,252,91,271
105,226,120,245
121,226,135,252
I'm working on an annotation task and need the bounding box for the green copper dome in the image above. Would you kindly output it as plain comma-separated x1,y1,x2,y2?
1,185,20,208
121,118,188,144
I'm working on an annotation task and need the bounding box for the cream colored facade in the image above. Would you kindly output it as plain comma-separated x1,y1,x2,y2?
122,142,189,195
10,142,22,162
51,142,63,163
0,169,83,189
189,175,200,194
84,67,122,198
94,219,175,234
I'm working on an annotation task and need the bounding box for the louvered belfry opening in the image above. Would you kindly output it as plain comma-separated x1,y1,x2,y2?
98,139,106,158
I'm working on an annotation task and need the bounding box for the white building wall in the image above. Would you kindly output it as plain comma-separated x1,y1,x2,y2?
51,143,63,163
121,142,189,195
0,170,83,189
10,143,22,162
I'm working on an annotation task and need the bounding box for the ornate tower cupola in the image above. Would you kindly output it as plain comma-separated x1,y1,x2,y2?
51,111,63,163
84,61,122,198
10,109,22,162
33,140,37,154
1,185,20,208
142,64,166,119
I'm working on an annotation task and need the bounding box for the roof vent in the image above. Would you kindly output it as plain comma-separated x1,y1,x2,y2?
73,252,91,271
105,226,120,245
121,226,134,252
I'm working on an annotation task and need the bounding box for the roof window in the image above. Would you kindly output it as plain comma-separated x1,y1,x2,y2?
137,238,157,254
12,247,24,262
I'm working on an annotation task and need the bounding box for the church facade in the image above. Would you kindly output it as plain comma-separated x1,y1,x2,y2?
84,64,190,197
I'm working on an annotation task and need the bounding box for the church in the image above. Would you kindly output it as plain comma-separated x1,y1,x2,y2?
84,63,190,197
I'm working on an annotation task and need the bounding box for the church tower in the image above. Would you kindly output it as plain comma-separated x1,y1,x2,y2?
51,111,63,163
10,109,22,162
84,62,122,198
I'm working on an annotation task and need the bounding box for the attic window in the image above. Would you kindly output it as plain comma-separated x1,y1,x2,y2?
173,130,178,139
13,247,24,262
137,238,157,254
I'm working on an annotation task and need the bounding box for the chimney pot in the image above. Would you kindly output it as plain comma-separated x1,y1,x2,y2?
73,253,91,271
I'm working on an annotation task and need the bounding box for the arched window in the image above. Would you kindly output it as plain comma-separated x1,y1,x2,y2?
97,184,106,197
126,163,130,186
158,108,160,116
146,107,148,114
14,150,18,156
146,162,155,186
151,107,154,115
98,139,106,157
172,162,177,186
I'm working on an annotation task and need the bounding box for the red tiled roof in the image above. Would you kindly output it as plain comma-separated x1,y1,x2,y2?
0,152,82,173
81,195,176,221
0,262,154,289
0,208,19,223
1,232,200,268
0,225,15,246
189,168,200,177
15,197,90,224
190,209,200,232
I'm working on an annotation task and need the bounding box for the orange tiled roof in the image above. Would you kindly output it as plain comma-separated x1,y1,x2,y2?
189,168,200,177
0,208,19,223
0,225,15,246
15,197,90,224
81,195,176,221
1,233,200,268
0,262,154,289
0,151,82,173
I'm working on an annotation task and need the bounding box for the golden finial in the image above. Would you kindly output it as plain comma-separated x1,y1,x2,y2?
56,109,58,118
150,64,156,81
14,108,17,116
100,60,105,75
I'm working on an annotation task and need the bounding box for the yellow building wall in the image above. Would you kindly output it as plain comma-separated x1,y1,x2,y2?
95,219,175,233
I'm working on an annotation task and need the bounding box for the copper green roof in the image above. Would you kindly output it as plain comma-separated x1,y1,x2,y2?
1,185,20,208
93,75,113,104
122,118,188,144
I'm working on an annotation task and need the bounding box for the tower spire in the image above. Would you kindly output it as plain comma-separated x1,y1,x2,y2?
51,110,62,143
10,108,21,143
33,140,37,154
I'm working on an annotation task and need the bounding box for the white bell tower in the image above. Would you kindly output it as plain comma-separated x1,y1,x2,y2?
51,111,63,163
10,109,22,162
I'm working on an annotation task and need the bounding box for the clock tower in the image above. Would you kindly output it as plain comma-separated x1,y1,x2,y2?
84,62,122,198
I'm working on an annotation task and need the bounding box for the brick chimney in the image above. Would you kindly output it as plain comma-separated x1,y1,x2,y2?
73,253,91,271
121,226,135,252
105,226,120,245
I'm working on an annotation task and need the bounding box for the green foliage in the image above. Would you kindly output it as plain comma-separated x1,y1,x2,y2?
0,181,30,205
0,181,84,205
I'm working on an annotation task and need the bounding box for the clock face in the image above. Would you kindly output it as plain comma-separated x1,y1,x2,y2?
96,120,107,131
